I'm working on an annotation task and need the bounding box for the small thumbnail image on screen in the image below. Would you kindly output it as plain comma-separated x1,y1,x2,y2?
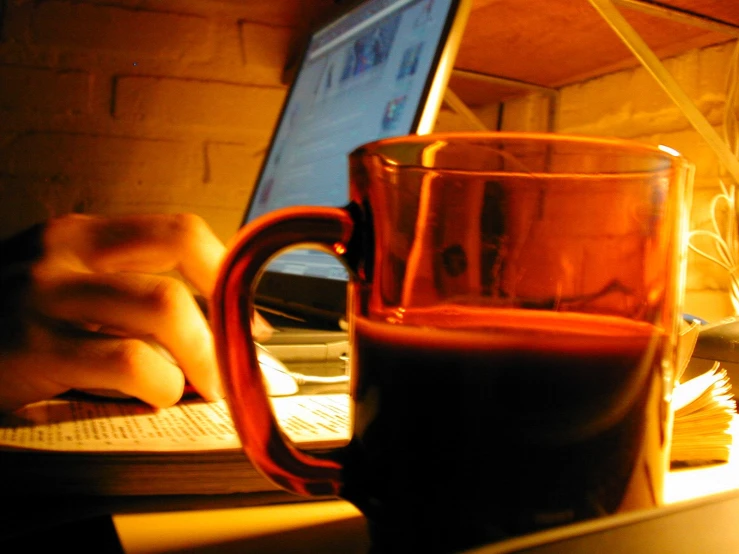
255,177,275,207
340,15,401,82
414,0,436,27
381,95,408,131
397,42,424,80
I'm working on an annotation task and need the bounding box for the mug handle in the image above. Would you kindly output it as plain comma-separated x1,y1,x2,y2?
210,206,356,497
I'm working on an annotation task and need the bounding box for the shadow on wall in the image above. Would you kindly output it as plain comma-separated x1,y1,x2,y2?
0,0,313,244
0,128,265,244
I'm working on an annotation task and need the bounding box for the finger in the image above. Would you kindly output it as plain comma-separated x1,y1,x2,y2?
43,213,226,298
33,271,223,401
253,310,274,342
0,332,185,413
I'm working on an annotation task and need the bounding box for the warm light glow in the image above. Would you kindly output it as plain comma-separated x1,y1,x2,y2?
658,144,682,157
333,243,347,255
114,500,367,552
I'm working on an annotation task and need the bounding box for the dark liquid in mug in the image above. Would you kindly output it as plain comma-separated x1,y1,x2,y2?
342,307,670,552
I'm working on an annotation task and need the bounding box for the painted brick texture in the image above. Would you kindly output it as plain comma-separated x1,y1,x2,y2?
555,40,739,321
0,0,337,244
31,2,214,60
112,76,285,128
0,65,91,115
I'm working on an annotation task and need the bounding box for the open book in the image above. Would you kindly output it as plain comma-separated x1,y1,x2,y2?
672,365,736,464
671,321,736,466
0,394,350,496
0,321,734,497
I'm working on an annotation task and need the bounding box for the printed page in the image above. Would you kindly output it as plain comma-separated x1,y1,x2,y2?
271,394,351,448
673,366,734,414
0,394,350,453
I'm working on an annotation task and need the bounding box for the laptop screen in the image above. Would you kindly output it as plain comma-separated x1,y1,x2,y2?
242,0,470,325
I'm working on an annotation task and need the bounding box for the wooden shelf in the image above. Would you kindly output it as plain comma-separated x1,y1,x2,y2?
450,0,739,105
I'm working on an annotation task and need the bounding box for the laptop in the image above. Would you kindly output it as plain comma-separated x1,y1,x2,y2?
241,0,472,378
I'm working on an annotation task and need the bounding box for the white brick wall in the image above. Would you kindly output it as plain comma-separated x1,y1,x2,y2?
0,0,337,243
30,2,215,59
555,40,739,321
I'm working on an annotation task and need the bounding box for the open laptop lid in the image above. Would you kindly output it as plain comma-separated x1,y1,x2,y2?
242,0,471,328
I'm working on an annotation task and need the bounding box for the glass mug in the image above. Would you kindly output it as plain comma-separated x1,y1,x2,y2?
210,133,692,552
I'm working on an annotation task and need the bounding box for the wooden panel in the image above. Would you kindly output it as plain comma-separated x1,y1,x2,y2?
446,72,551,106
661,0,739,26
455,0,738,90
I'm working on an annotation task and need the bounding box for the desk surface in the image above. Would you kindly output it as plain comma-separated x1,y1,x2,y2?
112,446,739,554
115,499,368,554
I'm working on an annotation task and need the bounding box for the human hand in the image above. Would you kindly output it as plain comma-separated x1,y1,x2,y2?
0,213,272,413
